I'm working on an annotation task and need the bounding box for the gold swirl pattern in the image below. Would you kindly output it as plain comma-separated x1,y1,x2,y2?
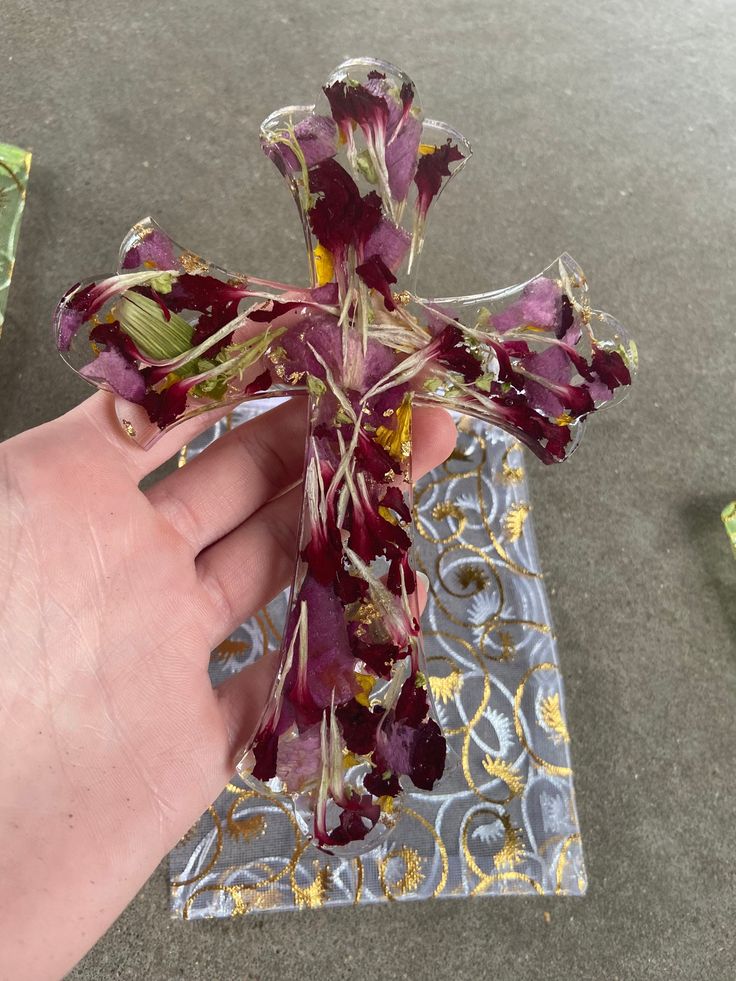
169,406,586,916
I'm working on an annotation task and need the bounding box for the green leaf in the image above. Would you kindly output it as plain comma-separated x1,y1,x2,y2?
355,149,378,185
422,376,444,393
306,374,327,398
117,291,193,360
475,306,491,328
149,272,175,294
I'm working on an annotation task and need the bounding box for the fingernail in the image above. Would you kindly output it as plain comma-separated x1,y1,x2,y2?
416,570,430,594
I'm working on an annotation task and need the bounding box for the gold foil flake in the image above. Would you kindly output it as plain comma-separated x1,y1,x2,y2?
354,602,380,626
227,274,249,287
391,289,412,305
538,693,570,744
503,502,530,542
120,418,137,439
131,221,153,240
177,444,188,468
179,250,208,274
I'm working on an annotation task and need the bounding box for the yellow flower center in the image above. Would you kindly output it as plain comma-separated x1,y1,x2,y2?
313,244,334,286
374,396,412,461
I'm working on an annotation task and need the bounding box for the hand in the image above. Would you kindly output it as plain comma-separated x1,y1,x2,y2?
0,392,456,980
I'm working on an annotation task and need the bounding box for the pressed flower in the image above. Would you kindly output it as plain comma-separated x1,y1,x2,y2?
79,347,146,402
313,244,335,286
121,226,178,271
355,254,397,311
414,139,465,220
363,218,411,271
374,395,412,461
335,698,384,754
385,113,422,201
56,269,179,351
117,291,194,360
490,276,563,334
265,114,338,174
431,323,483,382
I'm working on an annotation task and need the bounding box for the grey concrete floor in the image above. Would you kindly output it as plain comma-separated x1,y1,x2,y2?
2,1,735,978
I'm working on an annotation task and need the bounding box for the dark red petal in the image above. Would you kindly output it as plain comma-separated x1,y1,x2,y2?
387,553,416,596
89,320,142,361
335,567,369,604
356,254,397,311
319,795,381,847
395,676,429,726
381,485,411,523
323,81,389,134
166,274,248,313
244,368,273,397
557,293,574,339
591,347,631,390
247,300,304,323
355,430,401,482
251,728,279,781
434,324,483,382
363,766,401,798
351,638,405,679
406,719,446,790
142,378,193,428
414,139,464,217
335,699,384,754
308,159,364,257
302,530,342,585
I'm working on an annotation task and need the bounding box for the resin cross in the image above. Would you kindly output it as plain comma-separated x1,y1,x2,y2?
55,58,635,854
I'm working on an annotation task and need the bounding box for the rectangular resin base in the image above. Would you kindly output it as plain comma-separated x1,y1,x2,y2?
169,406,586,917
